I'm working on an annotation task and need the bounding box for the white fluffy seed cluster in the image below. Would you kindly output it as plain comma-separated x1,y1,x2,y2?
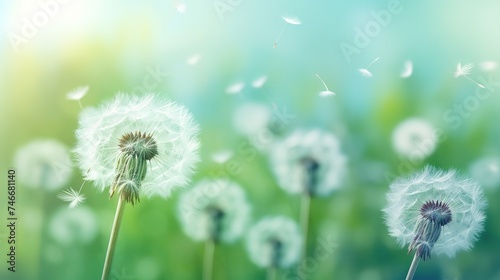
177,179,251,243
383,166,486,258
391,118,437,160
246,216,302,268
271,129,347,196
14,139,73,191
74,94,200,199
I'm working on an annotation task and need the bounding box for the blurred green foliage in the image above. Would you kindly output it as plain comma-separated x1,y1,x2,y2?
2,0,500,279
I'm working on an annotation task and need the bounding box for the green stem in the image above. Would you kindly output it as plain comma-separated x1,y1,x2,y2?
300,192,311,261
267,266,277,280
101,195,126,280
405,253,420,280
203,239,215,280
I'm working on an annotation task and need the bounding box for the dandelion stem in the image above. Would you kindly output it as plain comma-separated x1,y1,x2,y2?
316,74,330,91
405,253,420,280
101,195,126,280
203,239,215,280
300,192,311,261
366,57,380,69
464,75,485,88
267,266,277,280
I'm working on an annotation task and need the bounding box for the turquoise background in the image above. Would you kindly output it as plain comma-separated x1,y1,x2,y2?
2,0,500,279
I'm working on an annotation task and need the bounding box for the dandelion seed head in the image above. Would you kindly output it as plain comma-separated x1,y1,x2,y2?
246,216,302,268
469,156,500,189
58,188,86,208
271,129,347,196
66,86,89,101
392,118,437,160
383,166,486,258
177,179,251,243
282,16,301,25
454,63,474,78
74,94,200,200
49,206,98,245
14,139,73,191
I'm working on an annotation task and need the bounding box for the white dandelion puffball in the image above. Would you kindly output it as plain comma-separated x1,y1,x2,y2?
14,139,73,191
178,179,251,243
49,206,98,245
246,216,302,268
271,129,347,196
469,156,500,189
232,103,272,136
383,166,486,259
74,94,200,200
392,118,437,160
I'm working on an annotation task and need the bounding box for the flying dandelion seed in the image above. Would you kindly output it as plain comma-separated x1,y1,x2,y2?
479,61,497,72
186,54,201,65
454,63,485,88
175,1,186,13
400,60,413,78
58,187,86,208
274,15,302,48
358,57,379,78
252,75,268,88
315,74,335,97
211,150,233,164
383,166,486,280
226,82,245,94
66,86,89,109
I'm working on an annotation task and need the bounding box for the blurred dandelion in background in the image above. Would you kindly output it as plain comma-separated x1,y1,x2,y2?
271,129,346,266
383,166,486,280
246,216,302,279
14,139,73,191
469,156,500,189
391,118,437,161
178,179,251,280
479,61,498,72
74,93,200,280
49,206,98,245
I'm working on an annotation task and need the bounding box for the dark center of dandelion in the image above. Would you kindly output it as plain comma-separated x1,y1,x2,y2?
110,131,159,205
206,206,225,243
118,131,158,160
300,156,320,195
409,200,452,261
269,238,283,268
420,200,452,226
